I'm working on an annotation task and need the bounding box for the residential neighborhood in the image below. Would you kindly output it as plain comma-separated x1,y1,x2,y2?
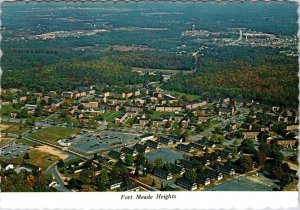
1,82,298,192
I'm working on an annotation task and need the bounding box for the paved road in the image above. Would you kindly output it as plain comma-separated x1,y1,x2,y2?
45,163,70,192
1,117,25,123
2,133,19,138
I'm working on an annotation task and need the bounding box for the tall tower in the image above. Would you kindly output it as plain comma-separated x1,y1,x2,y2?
192,24,196,31
239,29,243,40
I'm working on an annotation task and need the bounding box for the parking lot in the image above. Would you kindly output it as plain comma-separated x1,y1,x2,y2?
0,141,32,159
71,131,138,154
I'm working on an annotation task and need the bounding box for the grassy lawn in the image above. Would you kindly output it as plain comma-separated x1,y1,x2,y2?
165,90,200,101
28,149,60,170
64,157,82,165
29,126,80,143
0,105,16,116
101,111,121,123
16,139,42,147
148,111,175,120
172,121,179,128
125,117,134,125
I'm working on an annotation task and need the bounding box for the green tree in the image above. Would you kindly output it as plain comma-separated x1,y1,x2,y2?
78,104,84,110
26,117,35,126
154,158,164,169
68,178,81,190
236,155,253,173
110,166,121,179
151,179,156,186
259,143,272,156
23,152,30,160
96,170,109,191
239,140,256,154
202,136,208,142
19,108,29,118
79,169,93,185
270,150,284,165
40,100,47,107
194,161,204,174
255,151,266,165
34,105,43,117
57,159,65,168
135,153,146,166
211,134,225,144
125,155,134,166
184,169,197,183
181,131,190,142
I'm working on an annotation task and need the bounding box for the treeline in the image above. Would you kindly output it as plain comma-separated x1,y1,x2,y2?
164,47,298,107
1,169,56,192
106,52,195,70
2,59,159,92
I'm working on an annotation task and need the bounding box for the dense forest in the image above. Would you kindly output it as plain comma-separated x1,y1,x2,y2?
2,45,298,107
106,52,195,70
2,59,158,92
164,47,298,107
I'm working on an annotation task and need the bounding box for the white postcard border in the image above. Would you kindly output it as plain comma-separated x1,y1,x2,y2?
0,0,299,210
0,192,298,209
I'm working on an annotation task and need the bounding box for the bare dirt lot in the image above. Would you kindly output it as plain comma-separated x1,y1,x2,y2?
0,124,10,131
36,145,68,160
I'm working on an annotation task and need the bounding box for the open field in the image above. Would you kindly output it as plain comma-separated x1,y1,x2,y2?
0,105,16,116
29,126,80,143
8,146,66,170
25,148,61,170
36,145,68,160
0,124,12,131
27,150,59,170
164,90,200,101
148,111,175,120
101,111,121,123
